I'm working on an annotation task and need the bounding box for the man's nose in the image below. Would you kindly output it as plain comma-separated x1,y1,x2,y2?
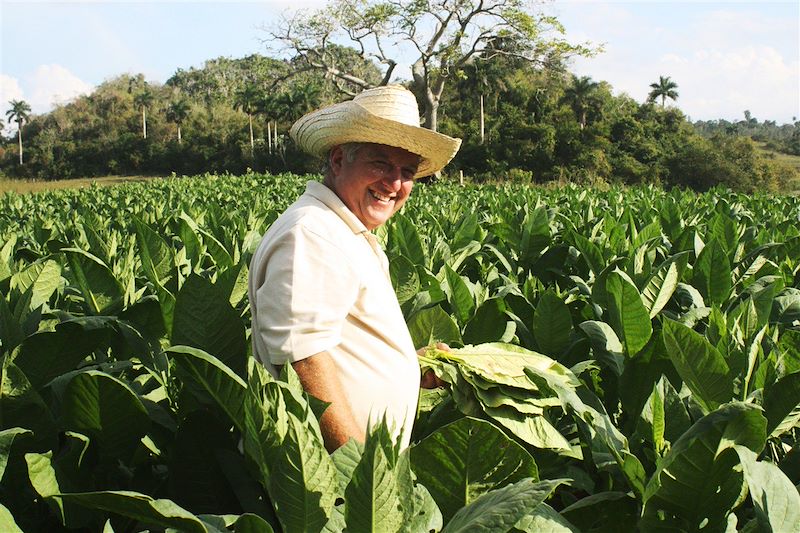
382,172,403,191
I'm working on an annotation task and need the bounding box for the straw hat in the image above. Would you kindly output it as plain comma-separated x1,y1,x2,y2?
290,85,461,178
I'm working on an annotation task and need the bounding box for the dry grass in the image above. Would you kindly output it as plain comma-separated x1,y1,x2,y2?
754,142,800,192
0,175,157,195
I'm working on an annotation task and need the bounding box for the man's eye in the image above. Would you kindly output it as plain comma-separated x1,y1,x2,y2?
372,161,392,174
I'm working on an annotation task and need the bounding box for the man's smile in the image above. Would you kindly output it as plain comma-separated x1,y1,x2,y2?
369,190,395,204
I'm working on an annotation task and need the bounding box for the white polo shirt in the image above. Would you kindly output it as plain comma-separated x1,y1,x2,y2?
248,180,421,448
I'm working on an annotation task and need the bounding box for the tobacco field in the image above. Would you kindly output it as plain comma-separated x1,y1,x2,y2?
1,172,799,532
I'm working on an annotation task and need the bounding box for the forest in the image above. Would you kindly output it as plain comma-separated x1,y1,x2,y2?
2,49,798,192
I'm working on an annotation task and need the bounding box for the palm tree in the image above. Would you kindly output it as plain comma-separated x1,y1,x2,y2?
166,97,190,144
648,76,679,107
133,88,154,139
6,99,31,165
233,84,260,155
561,75,599,130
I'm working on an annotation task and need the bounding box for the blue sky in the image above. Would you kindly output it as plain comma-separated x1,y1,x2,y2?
2,0,798,132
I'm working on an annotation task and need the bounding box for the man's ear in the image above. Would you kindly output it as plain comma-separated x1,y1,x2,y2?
329,145,344,176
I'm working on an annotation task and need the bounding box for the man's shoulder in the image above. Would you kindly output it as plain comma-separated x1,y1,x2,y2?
266,192,352,246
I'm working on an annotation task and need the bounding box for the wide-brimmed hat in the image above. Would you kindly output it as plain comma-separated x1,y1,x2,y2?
290,85,461,178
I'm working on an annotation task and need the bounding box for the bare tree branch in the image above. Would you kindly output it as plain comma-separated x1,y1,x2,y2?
264,0,595,131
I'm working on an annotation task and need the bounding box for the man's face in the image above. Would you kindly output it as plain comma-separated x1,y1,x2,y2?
328,143,420,230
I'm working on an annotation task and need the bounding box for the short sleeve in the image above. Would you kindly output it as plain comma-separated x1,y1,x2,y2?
253,224,360,365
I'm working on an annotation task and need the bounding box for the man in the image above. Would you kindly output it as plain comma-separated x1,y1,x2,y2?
248,85,461,451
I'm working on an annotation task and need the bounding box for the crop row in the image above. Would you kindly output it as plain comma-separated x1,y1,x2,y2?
0,173,798,532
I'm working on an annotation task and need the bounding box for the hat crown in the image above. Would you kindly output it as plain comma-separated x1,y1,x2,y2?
352,85,421,127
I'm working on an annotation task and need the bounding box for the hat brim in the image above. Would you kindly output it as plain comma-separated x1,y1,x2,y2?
290,101,461,178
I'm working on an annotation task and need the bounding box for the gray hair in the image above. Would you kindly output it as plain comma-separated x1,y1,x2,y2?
321,142,369,178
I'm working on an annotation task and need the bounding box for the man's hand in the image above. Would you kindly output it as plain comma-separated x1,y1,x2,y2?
291,353,364,452
418,342,450,389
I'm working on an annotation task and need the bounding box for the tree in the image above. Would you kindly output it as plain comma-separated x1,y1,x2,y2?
561,75,599,130
133,87,155,139
267,0,593,133
648,75,679,107
166,96,190,144
6,99,31,165
233,84,260,154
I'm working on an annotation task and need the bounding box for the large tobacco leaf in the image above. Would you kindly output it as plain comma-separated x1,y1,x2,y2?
411,416,538,522
641,402,767,532
441,478,565,533
662,319,734,413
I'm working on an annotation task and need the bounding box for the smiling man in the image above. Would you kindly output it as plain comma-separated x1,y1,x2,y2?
248,86,461,451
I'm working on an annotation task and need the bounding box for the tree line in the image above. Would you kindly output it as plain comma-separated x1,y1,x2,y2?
2,0,798,192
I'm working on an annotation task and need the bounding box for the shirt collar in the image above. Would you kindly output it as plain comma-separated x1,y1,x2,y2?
305,180,369,234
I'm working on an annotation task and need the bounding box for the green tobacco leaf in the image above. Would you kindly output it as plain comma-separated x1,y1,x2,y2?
227,513,276,533
776,330,800,375
134,216,174,286
570,232,604,275
14,317,114,390
642,253,687,318
452,212,479,250
391,213,426,267
172,273,247,378
519,207,551,267
216,260,249,308
734,446,800,533
578,321,625,376
57,491,210,533
404,484,443,533
0,503,22,533
0,428,31,481
561,492,639,533
389,255,420,306
199,229,234,271
762,371,800,437
532,290,572,356
514,502,578,533
61,371,151,462
331,438,363,491
463,298,513,345
662,319,733,413
773,288,800,324
26,450,98,529
0,360,58,450
0,295,24,354
710,213,738,255
63,248,125,315
10,259,61,311
343,431,404,532
178,212,204,268
443,264,475,327
483,405,571,451
641,402,767,532
168,346,247,432
606,271,652,357
411,417,538,522
407,305,462,349
441,478,564,533
269,411,338,533
693,238,732,305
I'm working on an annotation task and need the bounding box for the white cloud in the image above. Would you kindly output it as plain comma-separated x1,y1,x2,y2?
558,3,799,123
26,64,93,113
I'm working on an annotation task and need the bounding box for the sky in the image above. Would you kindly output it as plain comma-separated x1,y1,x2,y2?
1,0,798,136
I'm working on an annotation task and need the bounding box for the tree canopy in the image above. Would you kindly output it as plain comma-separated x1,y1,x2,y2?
1,50,797,192
267,0,595,132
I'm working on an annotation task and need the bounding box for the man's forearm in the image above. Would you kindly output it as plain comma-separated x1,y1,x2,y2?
291,352,364,452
